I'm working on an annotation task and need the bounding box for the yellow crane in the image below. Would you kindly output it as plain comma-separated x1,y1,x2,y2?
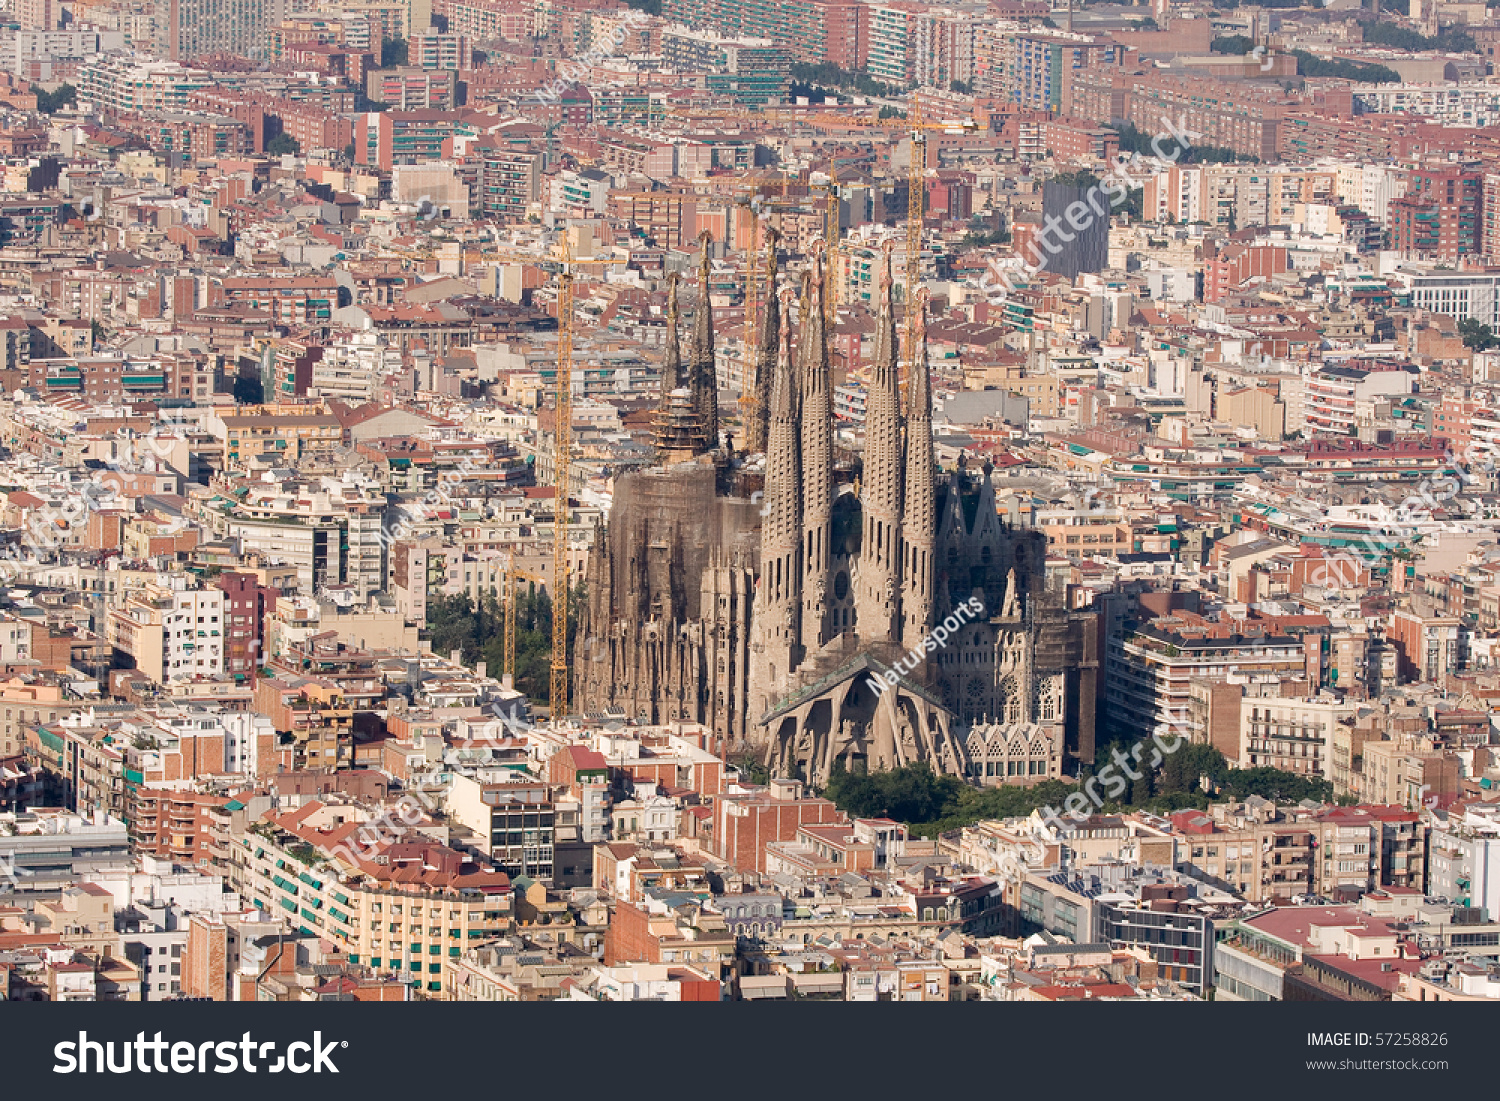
722,174,802,427
817,160,863,326
502,557,550,691
803,97,978,376
483,232,617,717
902,94,979,381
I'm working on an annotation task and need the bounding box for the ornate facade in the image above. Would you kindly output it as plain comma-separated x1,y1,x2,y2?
578,239,1098,785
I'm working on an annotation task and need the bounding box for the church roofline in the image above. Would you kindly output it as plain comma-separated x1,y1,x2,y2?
758,650,949,726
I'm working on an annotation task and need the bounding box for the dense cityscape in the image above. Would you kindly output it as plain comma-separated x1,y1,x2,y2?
0,0,1496,1011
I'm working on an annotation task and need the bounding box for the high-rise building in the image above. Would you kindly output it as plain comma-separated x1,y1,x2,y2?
165,0,293,61
1389,164,1482,262
659,0,864,68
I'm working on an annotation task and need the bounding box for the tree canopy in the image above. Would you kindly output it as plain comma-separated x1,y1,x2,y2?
820,744,1337,838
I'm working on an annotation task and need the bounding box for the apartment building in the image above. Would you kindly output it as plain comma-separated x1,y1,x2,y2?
1301,364,1417,437
107,582,225,684
1017,868,1215,996
659,0,864,67
448,774,557,881
0,809,131,892
410,28,470,70
1389,164,1483,262
1104,617,1308,742
1239,692,1354,777
231,803,513,997
365,67,457,110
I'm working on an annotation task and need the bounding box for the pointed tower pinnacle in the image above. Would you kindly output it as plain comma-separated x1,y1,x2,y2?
689,231,719,453
762,285,801,551
744,227,780,455
901,287,938,652
660,272,682,402
748,285,804,726
799,251,834,653
853,239,905,644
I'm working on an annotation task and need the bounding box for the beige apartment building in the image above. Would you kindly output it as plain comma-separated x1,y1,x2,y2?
230,803,514,999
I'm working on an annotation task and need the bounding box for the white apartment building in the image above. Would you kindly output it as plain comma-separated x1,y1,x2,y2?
1351,84,1500,126
1301,364,1415,436
1238,692,1355,776
1396,268,1500,329
163,588,224,681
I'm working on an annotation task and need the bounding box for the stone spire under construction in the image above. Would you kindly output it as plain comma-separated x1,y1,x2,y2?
748,285,803,715
798,256,834,653
901,287,937,652
659,272,681,401
743,228,780,455
689,232,719,452
852,240,904,643
653,272,709,460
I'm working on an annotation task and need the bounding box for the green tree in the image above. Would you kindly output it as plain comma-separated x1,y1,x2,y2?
381,37,408,67
33,83,76,114
266,132,301,157
1460,316,1499,352
1210,35,1254,55
787,61,905,98
1291,50,1400,83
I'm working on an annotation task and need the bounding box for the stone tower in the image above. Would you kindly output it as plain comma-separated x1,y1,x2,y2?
689,232,718,453
798,257,834,653
747,286,802,723
901,288,937,652
852,241,904,644
743,228,780,455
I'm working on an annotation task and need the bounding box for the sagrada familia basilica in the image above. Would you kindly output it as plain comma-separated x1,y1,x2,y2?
577,234,1097,787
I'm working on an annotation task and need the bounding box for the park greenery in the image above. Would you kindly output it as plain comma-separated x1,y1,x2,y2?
424,586,582,707
34,84,76,114
820,744,1340,839
1460,317,1499,352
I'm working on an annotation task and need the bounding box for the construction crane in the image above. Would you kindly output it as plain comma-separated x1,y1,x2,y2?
803,98,979,375
817,159,863,326
902,94,979,381
502,556,550,692
481,231,617,717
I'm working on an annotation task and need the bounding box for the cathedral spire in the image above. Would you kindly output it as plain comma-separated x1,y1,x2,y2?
901,287,938,651
799,250,834,652
853,239,904,643
744,227,779,455
660,272,681,401
654,271,709,459
690,231,719,452
762,285,802,556
747,284,803,727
